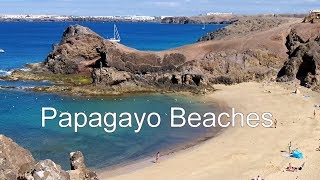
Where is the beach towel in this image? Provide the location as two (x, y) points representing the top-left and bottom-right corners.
(291, 150), (304, 159)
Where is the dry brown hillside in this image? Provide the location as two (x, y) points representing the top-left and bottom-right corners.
(7, 17), (320, 95)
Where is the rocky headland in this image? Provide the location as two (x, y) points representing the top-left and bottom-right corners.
(2, 15), (320, 95)
(1, 14), (320, 180)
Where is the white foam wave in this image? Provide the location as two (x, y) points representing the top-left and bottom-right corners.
(0, 70), (12, 76)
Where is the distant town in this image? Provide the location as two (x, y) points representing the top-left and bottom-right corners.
(0, 14), (160, 22)
(0, 12), (234, 22)
(0, 12), (305, 24)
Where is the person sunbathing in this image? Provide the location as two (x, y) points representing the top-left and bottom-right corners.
(286, 163), (298, 172)
(286, 162), (305, 172)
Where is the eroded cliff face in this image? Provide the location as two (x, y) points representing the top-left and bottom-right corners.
(0, 134), (98, 180)
(41, 25), (212, 92)
(277, 23), (320, 89)
(18, 18), (318, 95)
(45, 25), (112, 74)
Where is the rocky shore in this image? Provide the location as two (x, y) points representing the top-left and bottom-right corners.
(2, 14), (320, 95)
(0, 134), (98, 180)
(1, 14), (320, 180)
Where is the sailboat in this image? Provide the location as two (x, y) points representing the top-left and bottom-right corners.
(0, 49), (4, 53)
(108, 24), (121, 43)
(202, 24), (206, 30)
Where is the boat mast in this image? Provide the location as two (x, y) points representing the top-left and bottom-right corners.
(113, 25), (120, 40)
(114, 24), (120, 41)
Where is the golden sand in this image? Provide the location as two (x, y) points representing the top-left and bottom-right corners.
(99, 82), (320, 180)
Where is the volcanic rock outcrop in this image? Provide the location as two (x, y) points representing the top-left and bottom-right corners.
(0, 134), (98, 180)
(41, 24), (211, 91)
(277, 23), (320, 89)
(11, 16), (319, 95)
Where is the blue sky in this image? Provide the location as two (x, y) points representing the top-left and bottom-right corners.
(0, 0), (319, 16)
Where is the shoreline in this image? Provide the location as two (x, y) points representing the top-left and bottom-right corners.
(95, 90), (231, 178)
(96, 126), (228, 178)
(0, 81), (227, 174)
(98, 82), (320, 180)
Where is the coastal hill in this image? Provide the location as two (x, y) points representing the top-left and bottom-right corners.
(5, 15), (320, 95)
(1, 15), (320, 179)
(160, 14), (305, 24)
(160, 14), (239, 24)
(197, 17), (292, 41)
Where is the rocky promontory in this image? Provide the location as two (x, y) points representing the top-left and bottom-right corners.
(9, 24), (215, 95)
(0, 134), (98, 180)
(277, 23), (320, 90)
(3, 14), (320, 95)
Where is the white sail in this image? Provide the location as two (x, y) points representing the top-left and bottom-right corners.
(109, 24), (121, 43)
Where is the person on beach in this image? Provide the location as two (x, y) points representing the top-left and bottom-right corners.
(314, 110), (317, 119)
(155, 152), (160, 163)
(286, 162), (305, 172)
(274, 119), (277, 128)
(286, 163), (297, 172)
(288, 141), (292, 154)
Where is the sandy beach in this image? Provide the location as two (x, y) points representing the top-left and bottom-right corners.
(99, 82), (320, 180)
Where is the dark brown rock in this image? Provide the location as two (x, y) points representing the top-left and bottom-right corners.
(277, 23), (320, 89)
(45, 25), (112, 74)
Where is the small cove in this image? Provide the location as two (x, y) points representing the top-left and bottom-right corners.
(0, 21), (226, 170)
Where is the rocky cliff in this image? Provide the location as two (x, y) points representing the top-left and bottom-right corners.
(0, 134), (98, 180)
(277, 23), (320, 89)
(7, 15), (320, 95)
(36, 24), (214, 94)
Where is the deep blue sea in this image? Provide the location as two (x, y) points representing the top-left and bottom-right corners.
(0, 22), (224, 169)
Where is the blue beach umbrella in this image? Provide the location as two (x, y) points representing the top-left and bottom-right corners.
(291, 149), (304, 159)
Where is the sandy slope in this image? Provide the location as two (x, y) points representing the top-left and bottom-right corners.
(116, 19), (301, 62)
(99, 82), (320, 180)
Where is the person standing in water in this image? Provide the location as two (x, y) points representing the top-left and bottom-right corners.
(155, 152), (160, 163)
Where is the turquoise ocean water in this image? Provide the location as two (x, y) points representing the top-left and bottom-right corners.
(0, 22), (225, 169)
